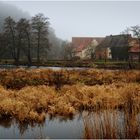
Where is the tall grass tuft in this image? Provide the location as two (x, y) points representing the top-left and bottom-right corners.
(0, 82), (139, 123)
(0, 68), (139, 89)
(83, 110), (140, 139)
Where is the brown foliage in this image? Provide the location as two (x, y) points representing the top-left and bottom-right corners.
(0, 82), (140, 123)
(0, 68), (139, 89)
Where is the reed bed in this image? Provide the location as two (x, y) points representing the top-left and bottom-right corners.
(0, 68), (139, 89)
(83, 110), (140, 139)
(0, 68), (140, 139)
(0, 82), (140, 123)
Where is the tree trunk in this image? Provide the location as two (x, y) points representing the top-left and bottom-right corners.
(10, 26), (19, 66)
(37, 31), (40, 67)
(15, 34), (22, 66)
(27, 32), (32, 66)
(11, 28), (16, 62)
(138, 38), (140, 63)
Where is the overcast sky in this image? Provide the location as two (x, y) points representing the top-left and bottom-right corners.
(2, 1), (140, 41)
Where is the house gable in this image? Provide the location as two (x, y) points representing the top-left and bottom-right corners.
(72, 37), (104, 58)
(95, 34), (132, 60)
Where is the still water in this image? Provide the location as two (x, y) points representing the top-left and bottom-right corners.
(0, 113), (84, 139)
(0, 110), (140, 139)
(0, 64), (90, 70)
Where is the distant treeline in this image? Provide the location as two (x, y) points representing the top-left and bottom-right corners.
(0, 12), (73, 66)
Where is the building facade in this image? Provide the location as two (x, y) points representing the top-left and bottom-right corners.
(72, 37), (104, 59)
(72, 35), (140, 61)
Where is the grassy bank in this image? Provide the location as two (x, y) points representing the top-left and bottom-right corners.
(0, 59), (140, 69)
(0, 59), (95, 67)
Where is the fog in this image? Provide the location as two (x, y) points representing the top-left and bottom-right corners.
(0, 1), (30, 30)
(1, 1), (140, 60)
(4, 1), (140, 41)
(0, 1), (64, 60)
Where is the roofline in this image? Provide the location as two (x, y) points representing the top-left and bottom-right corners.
(72, 37), (105, 39)
(106, 34), (132, 37)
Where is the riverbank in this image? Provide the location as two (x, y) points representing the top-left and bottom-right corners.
(0, 59), (140, 69)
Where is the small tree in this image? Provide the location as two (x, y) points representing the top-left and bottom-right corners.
(4, 17), (19, 65)
(0, 33), (5, 59)
(120, 28), (131, 61)
(17, 18), (32, 66)
(130, 25), (140, 62)
(15, 19), (25, 65)
(32, 13), (49, 66)
(61, 41), (73, 60)
(85, 39), (98, 60)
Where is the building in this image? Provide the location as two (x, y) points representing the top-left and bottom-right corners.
(95, 34), (131, 61)
(72, 37), (104, 59)
(129, 38), (140, 61)
(72, 35), (140, 61)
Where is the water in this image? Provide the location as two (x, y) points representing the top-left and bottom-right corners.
(0, 64), (91, 70)
(0, 64), (120, 72)
(0, 114), (84, 139)
(0, 111), (140, 139)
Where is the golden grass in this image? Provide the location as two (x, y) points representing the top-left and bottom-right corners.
(0, 82), (140, 123)
(0, 69), (140, 138)
(83, 110), (140, 139)
(0, 68), (139, 138)
(0, 68), (139, 89)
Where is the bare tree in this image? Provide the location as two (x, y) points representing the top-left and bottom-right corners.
(4, 16), (19, 65)
(130, 25), (140, 62)
(4, 17), (16, 61)
(31, 13), (49, 66)
(85, 40), (98, 60)
(15, 19), (24, 65)
(121, 28), (132, 61)
(61, 41), (73, 60)
(0, 33), (5, 60)
(17, 18), (32, 66)
(121, 28), (134, 69)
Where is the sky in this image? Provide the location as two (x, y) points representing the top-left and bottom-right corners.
(2, 1), (140, 41)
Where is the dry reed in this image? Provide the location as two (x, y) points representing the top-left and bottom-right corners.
(83, 110), (140, 139)
(0, 81), (139, 123)
(0, 68), (139, 138)
(0, 68), (139, 89)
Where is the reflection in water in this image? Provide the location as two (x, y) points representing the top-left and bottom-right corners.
(0, 111), (140, 139)
(0, 113), (84, 139)
(83, 110), (140, 139)
(17, 122), (29, 136)
(0, 117), (13, 128)
(0, 64), (90, 71)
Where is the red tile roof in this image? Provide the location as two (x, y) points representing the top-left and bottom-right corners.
(72, 37), (104, 52)
(129, 38), (140, 53)
(129, 47), (140, 53)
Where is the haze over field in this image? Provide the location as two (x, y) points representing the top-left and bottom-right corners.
(2, 1), (140, 41)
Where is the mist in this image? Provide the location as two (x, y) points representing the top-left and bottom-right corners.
(0, 1), (65, 60)
(0, 1), (30, 30)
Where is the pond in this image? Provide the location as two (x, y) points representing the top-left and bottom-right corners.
(0, 64), (91, 70)
(0, 113), (84, 139)
(0, 64), (121, 72)
(0, 111), (140, 139)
